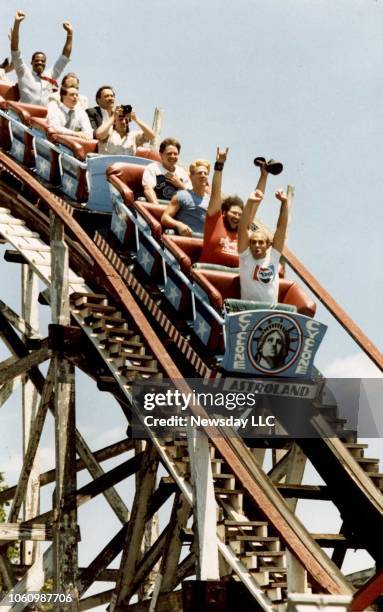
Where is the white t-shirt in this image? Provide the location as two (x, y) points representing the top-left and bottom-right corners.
(142, 161), (192, 200)
(239, 246), (280, 305)
(98, 129), (145, 155)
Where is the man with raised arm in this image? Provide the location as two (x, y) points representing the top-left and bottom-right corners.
(11, 10), (73, 105)
(199, 147), (244, 268)
(237, 163), (291, 306)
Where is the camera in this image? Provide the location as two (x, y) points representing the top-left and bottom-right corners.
(121, 104), (132, 116)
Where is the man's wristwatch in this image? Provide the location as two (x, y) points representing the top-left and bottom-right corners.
(214, 162), (224, 171)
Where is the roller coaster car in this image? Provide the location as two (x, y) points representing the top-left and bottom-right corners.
(106, 161), (326, 378)
(107, 161), (166, 279)
(4, 100), (47, 166)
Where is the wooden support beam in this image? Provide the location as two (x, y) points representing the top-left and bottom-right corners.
(75, 430), (130, 523)
(0, 344), (50, 385)
(110, 443), (159, 610)
(0, 298), (39, 337)
(0, 546), (52, 612)
(160, 493), (190, 592)
(149, 493), (190, 611)
(78, 525), (128, 597)
(79, 589), (113, 611)
(9, 362), (54, 523)
(50, 213), (78, 609)
(0, 438), (134, 504)
(0, 375), (22, 408)
(73, 452), (143, 509)
(0, 523), (52, 541)
(175, 553), (195, 585)
(187, 430), (219, 580)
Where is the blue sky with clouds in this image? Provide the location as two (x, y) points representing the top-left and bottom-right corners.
(0, 0), (382, 606)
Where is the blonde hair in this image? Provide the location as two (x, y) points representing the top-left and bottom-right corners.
(189, 159), (210, 175)
(250, 229), (272, 246)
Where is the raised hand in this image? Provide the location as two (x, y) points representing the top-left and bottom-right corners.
(14, 11), (26, 23)
(275, 189), (287, 204)
(216, 146), (229, 163)
(247, 188), (264, 204)
(63, 21), (73, 34)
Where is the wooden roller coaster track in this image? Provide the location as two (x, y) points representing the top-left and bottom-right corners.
(0, 149), (382, 611)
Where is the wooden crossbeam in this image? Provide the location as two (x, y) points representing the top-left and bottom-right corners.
(110, 444), (159, 610)
(75, 430), (130, 523)
(8, 362), (54, 522)
(0, 298), (38, 337)
(0, 523), (52, 542)
(0, 438), (134, 504)
(0, 344), (50, 385)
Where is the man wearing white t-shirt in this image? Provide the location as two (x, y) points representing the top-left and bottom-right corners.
(238, 163), (291, 306)
(142, 137), (192, 205)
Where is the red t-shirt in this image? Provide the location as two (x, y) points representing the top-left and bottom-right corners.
(199, 210), (239, 267)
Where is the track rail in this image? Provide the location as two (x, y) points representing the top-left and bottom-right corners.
(0, 149), (382, 608)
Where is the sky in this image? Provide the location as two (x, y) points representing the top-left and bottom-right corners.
(0, 0), (382, 608)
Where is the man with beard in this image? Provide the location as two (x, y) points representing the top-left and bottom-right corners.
(199, 147), (244, 268)
(10, 10), (73, 105)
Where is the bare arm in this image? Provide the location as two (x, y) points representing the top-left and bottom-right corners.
(62, 22), (73, 59)
(272, 187), (293, 253)
(237, 190), (264, 253)
(94, 113), (114, 141)
(130, 111), (155, 143)
(143, 185), (158, 204)
(11, 11), (25, 52)
(161, 196), (192, 236)
(207, 146), (229, 217)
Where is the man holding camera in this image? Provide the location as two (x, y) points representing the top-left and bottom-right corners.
(95, 105), (154, 155)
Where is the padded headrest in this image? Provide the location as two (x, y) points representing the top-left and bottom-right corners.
(136, 147), (161, 162)
(107, 162), (147, 206)
(0, 82), (19, 101)
(133, 201), (167, 240)
(161, 234), (203, 274)
(52, 134), (98, 160)
(6, 100), (47, 125)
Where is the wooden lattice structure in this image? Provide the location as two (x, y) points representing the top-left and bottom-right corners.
(0, 150), (382, 612)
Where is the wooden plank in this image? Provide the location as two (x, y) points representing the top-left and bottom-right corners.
(187, 429), (219, 581)
(74, 453), (143, 508)
(0, 438), (134, 504)
(110, 444), (159, 610)
(150, 493), (190, 610)
(0, 546), (52, 612)
(0, 345), (50, 385)
(0, 375), (22, 408)
(21, 263), (41, 567)
(0, 523), (52, 541)
(50, 214), (78, 608)
(8, 362), (54, 522)
(75, 430), (129, 524)
(78, 525), (128, 597)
